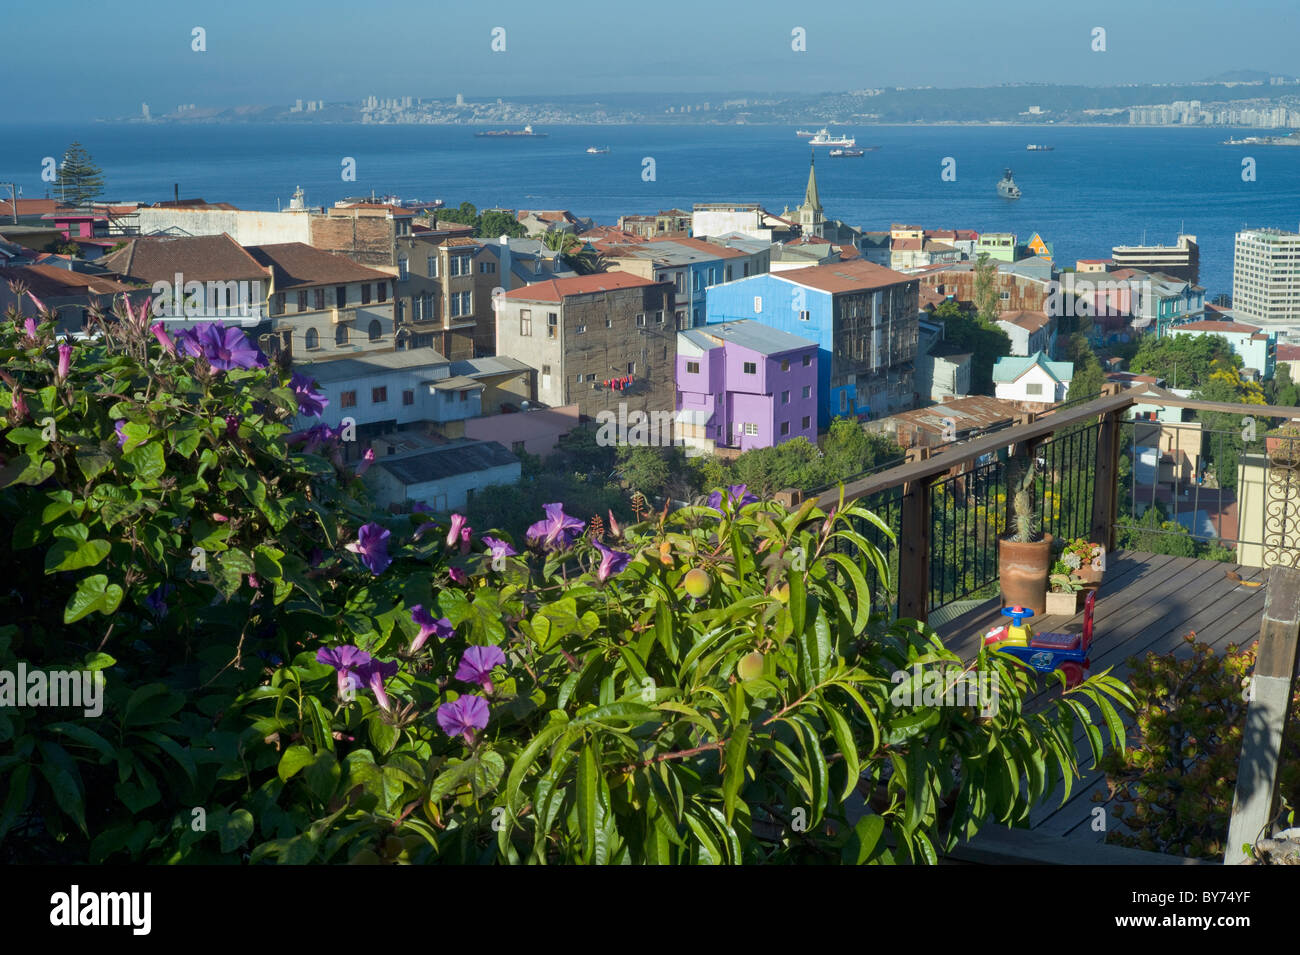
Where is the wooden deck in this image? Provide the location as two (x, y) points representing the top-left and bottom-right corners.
(934, 551), (1269, 856)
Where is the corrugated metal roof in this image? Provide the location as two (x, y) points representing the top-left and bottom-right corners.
(377, 440), (518, 484)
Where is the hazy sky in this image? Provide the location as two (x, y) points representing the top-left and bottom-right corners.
(5, 0), (1297, 121)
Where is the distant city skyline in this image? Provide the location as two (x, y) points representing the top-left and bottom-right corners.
(3, 0), (1298, 122)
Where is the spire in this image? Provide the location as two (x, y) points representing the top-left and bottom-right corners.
(803, 150), (821, 213)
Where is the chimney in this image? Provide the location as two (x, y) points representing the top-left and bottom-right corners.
(499, 235), (512, 287)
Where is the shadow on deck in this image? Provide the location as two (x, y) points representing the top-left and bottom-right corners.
(932, 550), (1269, 862)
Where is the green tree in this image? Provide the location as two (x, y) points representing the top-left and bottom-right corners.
(53, 142), (105, 206)
(972, 253), (1001, 326)
(936, 299), (1011, 395)
(477, 209), (527, 240)
(1066, 353), (1104, 404)
(432, 201), (478, 226)
(1130, 335), (1236, 390)
(541, 230), (600, 274)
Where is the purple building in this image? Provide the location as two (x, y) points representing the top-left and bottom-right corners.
(675, 319), (819, 454)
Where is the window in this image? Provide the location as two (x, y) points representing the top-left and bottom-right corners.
(802, 354), (811, 367)
(780, 422), (790, 437)
(314, 288), (325, 310)
(428, 255), (438, 277)
(368, 319), (382, 342)
(305, 328), (319, 349)
(372, 386), (387, 404)
(450, 292), (472, 317)
(297, 290), (308, 312)
(781, 359), (790, 372)
(520, 309), (532, 336)
(686, 361), (700, 374)
(781, 390), (790, 405)
(395, 299), (404, 322)
(743, 361), (757, 374)
(336, 286), (346, 308)
(802, 385), (811, 399)
(753, 296), (763, 313)
(636, 313), (646, 327)
(459, 390), (470, 401)
(656, 311), (664, 324)
(336, 324), (349, 346)
(398, 256), (409, 278)
(274, 292), (286, 314)
(361, 284), (372, 306)
(378, 282), (388, 303)
(627, 362), (635, 374)
(798, 310), (810, 322)
(341, 390), (357, 408)
(403, 389), (414, 406)
(802, 416), (811, 430)
(839, 391), (848, 412)
(744, 423), (758, 436)
(999, 291), (1010, 301)
(1026, 382), (1044, 396)
(479, 261), (496, 274)
(605, 319), (613, 328)
(725, 265), (732, 281)
(575, 325), (586, 335)
(451, 255), (470, 277)
(547, 312), (558, 339)
(743, 263), (750, 277)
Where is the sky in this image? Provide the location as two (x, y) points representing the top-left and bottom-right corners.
(4, 0), (1298, 121)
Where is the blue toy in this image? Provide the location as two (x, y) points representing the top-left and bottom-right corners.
(982, 590), (1096, 689)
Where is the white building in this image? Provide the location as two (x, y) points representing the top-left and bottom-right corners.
(992, 352), (1073, 405)
(1232, 228), (1300, 338)
(366, 439), (520, 513)
(995, 309), (1055, 357)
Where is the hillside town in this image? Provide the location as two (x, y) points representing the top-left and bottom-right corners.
(6, 152), (1298, 517)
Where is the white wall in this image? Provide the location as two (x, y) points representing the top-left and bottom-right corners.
(137, 208), (311, 245)
(368, 461), (521, 512)
(995, 365), (1068, 402)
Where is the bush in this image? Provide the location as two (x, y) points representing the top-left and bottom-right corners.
(1098, 634), (1300, 860)
(0, 301), (1133, 864)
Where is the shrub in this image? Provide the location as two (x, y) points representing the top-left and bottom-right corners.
(1097, 633), (1300, 860)
(0, 301), (1133, 864)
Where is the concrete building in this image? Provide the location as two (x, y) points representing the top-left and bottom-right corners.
(675, 320), (819, 454)
(367, 438), (520, 513)
(992, 352), (1073, 408)
(868, 395), (1020, 452)
(914, 262), (1054, 315)
(704, 259), (919, 426)
(1232, 228), (1300, 338)
(1111, 234), (1199, 285)
(494, 272), (676, 418)
(692, 203), (799, 243)
(135, 205), (312, 246)
(463, 404), (580, 458)
(1166, 319), (1276, 379)
(974, 233), (1018, 263)
(0, 264), (144, 336)
(599, 237), (753, 329)
(393, 233), (501, 359)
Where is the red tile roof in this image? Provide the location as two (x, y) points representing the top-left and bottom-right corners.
(501, 271), (661, 302)
(1173, 319), (1262, 334)
(780, 259), (915, 293)
(0, 264), (139, 297)
(99, 233), (268, 284)
(892, 238), (922, 251)
(0, 198), (69, 217)
(998, 309), (1051, 332)
(1276, 345), (1300, 362)
(646, 236), (745, 259)
(245, 242), (396, 289)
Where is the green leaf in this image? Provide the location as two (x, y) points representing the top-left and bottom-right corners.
(63, 574), (124, 623)
(216, 808), (255, 852)
(122, 441), (166, 482)
(45, 535), (111, 573)
(0, 454), (55, 488)
(277, 744), (315, 782)
(722, 721), (750, 826)
(843, 813), (885, 865)
(577, 743), (599, 863)
(36, 741), (87, 834)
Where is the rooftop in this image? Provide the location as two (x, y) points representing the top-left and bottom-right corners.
(1169, 319), (1263, 335)
(0, 264), (139, 298)
(992, 351), (1073, 385)
(777, 259), (915, 294)
(99, 233), (267, 284)
(376, 439), (518, 485)
(682, 319), (818, 356)
(245, 242), (395, 289)
(297, 348), (450, 383)
(500, 271), (660, 302)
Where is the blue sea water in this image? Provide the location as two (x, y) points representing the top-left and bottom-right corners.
(4, 122), (1300, 298)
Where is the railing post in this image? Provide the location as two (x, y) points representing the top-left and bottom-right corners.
(1225, 565), (1300, 864)
(1091, 384), (1123, 552)
(899, 446), (932, 621)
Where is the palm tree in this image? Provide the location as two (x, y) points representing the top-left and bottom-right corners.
(541, 229), (601, 274)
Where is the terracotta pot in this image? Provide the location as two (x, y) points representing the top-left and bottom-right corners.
(998, 533), (1053, 617)
(1045, 589), (1082, 616)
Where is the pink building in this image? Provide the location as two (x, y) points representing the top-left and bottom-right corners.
(463, 404), (580, 458)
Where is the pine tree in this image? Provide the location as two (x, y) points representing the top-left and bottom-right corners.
(54, 142), (105, 206)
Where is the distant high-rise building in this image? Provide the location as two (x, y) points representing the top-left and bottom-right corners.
(293, 98), (303, 112)
(1233, 228), (1300, 337)
(456, 93), (465, 107)
(141, 102), (151, 121)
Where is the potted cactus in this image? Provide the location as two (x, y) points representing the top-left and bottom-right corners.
(998, 457), (1052, 616)
(1061, 536), (1105, 585)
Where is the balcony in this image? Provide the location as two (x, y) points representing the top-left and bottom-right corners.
(809, 385), (1300, 863)
(330, 306), (356, 324)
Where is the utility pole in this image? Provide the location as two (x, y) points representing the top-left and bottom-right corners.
(2, 182), (17, 224)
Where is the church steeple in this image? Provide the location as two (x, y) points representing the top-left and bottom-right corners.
(803, 150), (822, 213)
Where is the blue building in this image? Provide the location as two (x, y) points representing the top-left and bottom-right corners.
(704, 259), (919, 428)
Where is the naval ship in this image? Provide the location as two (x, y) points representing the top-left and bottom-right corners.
(997, 169), (1021, 199)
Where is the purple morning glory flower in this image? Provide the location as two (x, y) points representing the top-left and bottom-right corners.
(526, 502), (586, 553)
(410, 501), (431, 514)
(23, 317), (38, 341)
(707, 484), (759, 512)
(150, 323), (176, 356)
(455, 645), (506, 691)
(482, 535), (516, 563)
(446, 514), (469, 550)
(176, 322), (266, 371)
(448, 566), (469, 586)
(144, 583), (173, 619)
(356, 447), (375, 477)
(290, 372), (329, 417)
(225, 414), (241, 437)
(357, 657), (400, 712)
(114, 419), (128, 448)
(592, 539), (631, 583)
(437, 695), (490, 742)
(409, 604), (454, 653)
(316, 645), (373, 700)
(345, 522), (392, 575)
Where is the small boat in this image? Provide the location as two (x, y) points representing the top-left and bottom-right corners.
(810, 127), (855, 147)
(586, 146), (609, 154)
(829, 148), (865, 157)
(1026, 144), (1054, 151)
(997, 168), (1021, 199)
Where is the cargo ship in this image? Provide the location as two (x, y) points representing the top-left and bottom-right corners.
(475, 124), (548, 137)
(809, 128), (855, 147)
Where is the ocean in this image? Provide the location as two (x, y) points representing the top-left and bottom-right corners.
(4, 122), (1300, 298)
